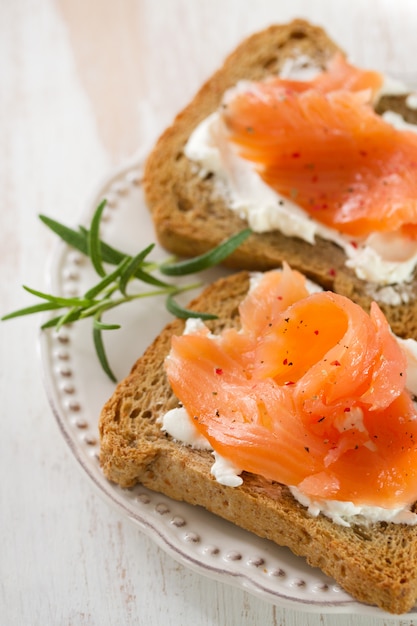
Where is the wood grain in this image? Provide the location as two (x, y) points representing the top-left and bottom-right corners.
(2, 0), (417, 624)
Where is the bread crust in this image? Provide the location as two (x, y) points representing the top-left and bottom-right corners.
(99, 271), (417, 614)
(143, 19), (417, 339)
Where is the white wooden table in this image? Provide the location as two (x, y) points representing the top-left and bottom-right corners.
(2, 1), (417, 624)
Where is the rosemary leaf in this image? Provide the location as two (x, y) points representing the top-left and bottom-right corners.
(39, 215), (89, 254)
(1, 301), (65, 321)
(40, 215), (128, 268)
(41, 308), (85, 329)
(88, 200), (107, 277)
(160, 228), (252, 276)
(78, 225), (124, 265)
(55, 306), (83, 333)
(23, 285), (93, 308)
(84, 257), (130, 300)
(166, 292), (217, 320)
(93, 319), (121, 331)
(39, 216), (180, 285)
(119, 245), (156, 295)
(128, 267), (172, 289)
(93, 317), (117, 382)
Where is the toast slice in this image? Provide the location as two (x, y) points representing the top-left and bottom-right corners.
(143, 19), (417, 340)
(99, 271), (417, 615)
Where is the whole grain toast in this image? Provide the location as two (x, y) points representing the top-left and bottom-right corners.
(143, 19), (417, 339)
(99, 271), (417, 615)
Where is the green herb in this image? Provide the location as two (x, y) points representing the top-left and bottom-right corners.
(2, 201), (251, 381)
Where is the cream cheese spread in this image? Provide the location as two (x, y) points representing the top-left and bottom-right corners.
(288, 486), (417, 527)
(160, 406), (212, 450)
(184, 74), (417, 291)
(211, 452), (243, 487)
(160, 405), (243, 487)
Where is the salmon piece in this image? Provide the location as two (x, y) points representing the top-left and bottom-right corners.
(222, 85), (417, 239)
(165, 268), (417, 507)
(238, 262), (309, 336)
(166, 329), (326, 487)
(308, 52), (383, 97)
(299, 392), (417, 505)
(258, 52), (383, 100)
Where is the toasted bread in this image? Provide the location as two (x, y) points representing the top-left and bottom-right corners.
(99, 271), (417, 615)
(143, 19), (417, 339)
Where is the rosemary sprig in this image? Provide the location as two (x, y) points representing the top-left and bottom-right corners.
(2, 201), (251, 381)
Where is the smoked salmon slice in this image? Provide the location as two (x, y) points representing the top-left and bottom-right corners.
(262, 52), (383, 100)
(222, 61), (417, 239)
(165, 266), (417, 507)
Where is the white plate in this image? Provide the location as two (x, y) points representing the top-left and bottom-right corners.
(39, 156), (416, 618)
